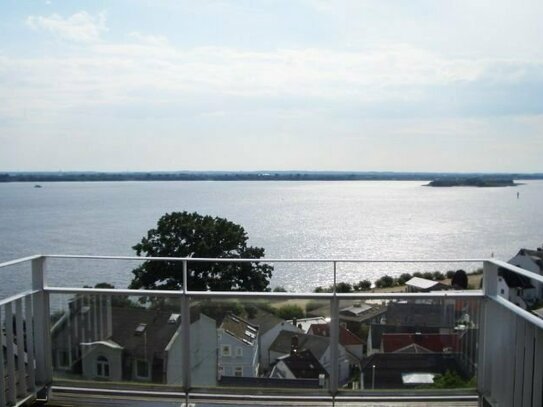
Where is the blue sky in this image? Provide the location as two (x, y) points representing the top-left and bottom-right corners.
(1, 0), (542, 172)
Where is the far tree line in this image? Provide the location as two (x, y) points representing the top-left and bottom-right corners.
(311, 268), (476, 293)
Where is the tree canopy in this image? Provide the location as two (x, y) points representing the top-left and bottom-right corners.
(451, 269), (468, 289)
(129, 211), (273, 291)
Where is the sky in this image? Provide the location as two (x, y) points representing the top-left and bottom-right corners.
(1, 0), (542, 172)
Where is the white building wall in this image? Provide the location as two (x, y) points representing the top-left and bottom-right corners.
(81, 343), (123, 381)
(217, 330), (258, 378)
(166, 314), (217, 387)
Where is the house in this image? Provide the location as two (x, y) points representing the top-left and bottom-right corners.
(508, 247), (543, 299)
(360, 353), (470, 389)
(307, 323), (365, 359)
(217, 314), (259, 378)
(381, 333), (460, 353)
(268, 330), (351, 385)
(80, 308), (217, 386)
(270, 348), (327, 382)
(367, 302), (455, 355)
(405, 277), (450, 293)
(51, 296), (217, 386)
(255, 317), (302, 370)
(497, 267), (537, 309)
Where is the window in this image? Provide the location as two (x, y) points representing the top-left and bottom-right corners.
(57, 349), (70, 368)
(96, 356), (110, 378)
(135, 359), (150, 379)
(235, 347), (243, 357)
(221, 345), (231, 356)
(500, 289), (505, 294)
(234, 367), (243, 377)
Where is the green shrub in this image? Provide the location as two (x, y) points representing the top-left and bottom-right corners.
(277, 304), (305, 320)
(397, 273), (412, 285)
(354, 280), (372, 291)
(336, 282), (353, 293)
(433, 271), (445, 281)
(375, 275), (395, 288)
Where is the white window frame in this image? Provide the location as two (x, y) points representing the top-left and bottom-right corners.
(234, 366), (243, 377)
(96, 355), (110, 378)
(221, 344), (231, 356)
(235, 347), (243, 357)
(135, 359), (151, 380)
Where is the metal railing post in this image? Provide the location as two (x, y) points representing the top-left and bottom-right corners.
(329, 261), (339, 396)
(181, 260), (191, 397)
(32, 256), (52, 387)
(477, 260), (499, 401)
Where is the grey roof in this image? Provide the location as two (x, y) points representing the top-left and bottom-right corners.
(277, 349), (327, 379)
(110, 307), (180, 359)
(220, 313), (259, 346)
(339, 303), (387, 323)
(248, 309), (283, 336)
(269, 331), (329, 360)
(516, 249), (543, 270)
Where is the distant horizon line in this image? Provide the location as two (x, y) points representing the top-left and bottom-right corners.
(3, 170), (543, 175)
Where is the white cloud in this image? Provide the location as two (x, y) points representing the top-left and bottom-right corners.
(26, 11), (107, 43)
(1, 36), (541, 123)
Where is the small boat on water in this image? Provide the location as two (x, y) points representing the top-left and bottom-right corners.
(34, 184), (42, 188)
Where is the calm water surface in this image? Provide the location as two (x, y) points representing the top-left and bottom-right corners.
(1, 181), (542, 296)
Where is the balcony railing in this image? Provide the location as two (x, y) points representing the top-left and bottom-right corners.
(1, 255), (542, 406)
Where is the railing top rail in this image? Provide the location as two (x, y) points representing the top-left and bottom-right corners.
(490, 294), (543, 330)
(43, 254), (487, 263)
(486, 258), (543, 284)
(45, 286), (484, 300)
(0, 289), (39, 307)
(0, 254), (42, 269)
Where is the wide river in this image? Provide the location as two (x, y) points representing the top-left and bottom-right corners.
(1, 180), (542, 297)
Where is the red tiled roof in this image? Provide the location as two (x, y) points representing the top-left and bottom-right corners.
(382, 333), (459, 353)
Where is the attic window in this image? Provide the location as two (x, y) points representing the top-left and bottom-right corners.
(135, 323), (147, 335)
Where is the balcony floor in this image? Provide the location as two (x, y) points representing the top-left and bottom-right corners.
(44, 392), (479, 407)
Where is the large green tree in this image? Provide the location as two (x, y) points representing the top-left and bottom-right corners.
(129, 211), (273, 291)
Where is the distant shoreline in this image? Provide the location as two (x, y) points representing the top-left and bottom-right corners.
(1, 171), (542, 183)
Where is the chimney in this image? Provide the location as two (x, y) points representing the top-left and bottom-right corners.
(292, 317), (297, 327)
(290, 335), (299, 355)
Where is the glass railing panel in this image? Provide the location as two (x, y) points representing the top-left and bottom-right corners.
(45, 258), (149, 290)
(49, 292), (183, 391)
(336, 296), (481, 393)
(0, 260), (33, 299)
(187, 296), (331, 394)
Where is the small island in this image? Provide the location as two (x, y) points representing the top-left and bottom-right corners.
(427, 177), (519, 187)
